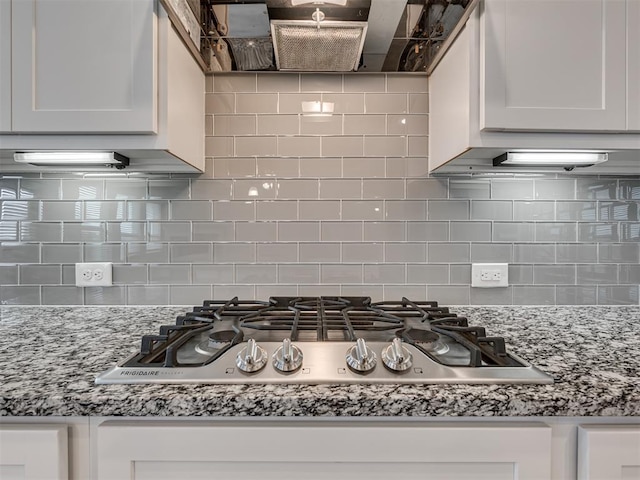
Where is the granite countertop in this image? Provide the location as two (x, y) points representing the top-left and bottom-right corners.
(1, 305), (638, 417)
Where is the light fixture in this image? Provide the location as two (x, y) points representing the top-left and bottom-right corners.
(14, 151), (129, 169)
(291, 0), (348, 6)
(493, 151), (608, 170)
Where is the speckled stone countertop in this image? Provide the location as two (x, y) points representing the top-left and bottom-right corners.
(1, 306), (638, 417)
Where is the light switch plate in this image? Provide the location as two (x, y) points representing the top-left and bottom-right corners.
(471, 263), (508, 288)
(75, 262), (113, 287)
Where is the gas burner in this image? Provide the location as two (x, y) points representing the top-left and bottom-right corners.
(195, 330), (238, 355)
(400, 328), (450, 355)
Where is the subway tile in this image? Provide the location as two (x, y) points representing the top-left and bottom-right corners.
(342, 157), (386, 178)
(214, 115), (256, 135)
(492, 222), (535, 242)
(61, 180), (103, 200)
(299, 200), (340, 220)
(213, 201), (255, 221)
(619, 265), (640, 284)
(578, 223), (619, 242)
(321, 264), (362, 283)
(344, 115), (386, 135)
(450, 264), (471, 284)
(214, 73), (256, 92)
(513, 201), (554, 221)
(513, 286), (555, 305)
(235, 222), (277, 242)
(406, 179), (448, 199)
(576, 264), (618, 284)
(20, 179), (61, 199)
(534, 264), (576, 284)
(170, 285), (213, 305)
(342, 243), (384, 263)
(192, 264), (234, 284)
(213, 285), (256, 299)
(384, 285), (429, 301)
(205, 136), (235, 157)
(470, 287), (512, 305)
(320, 179), (362, 199)
(256, 201), (298, 220)
(300, 157), (342, 177)
(0, 286), (41, 305)
(42, 286), (83, 305)
(20, 265), (60, 285)
(365, 93), (407, 113)
(41, 244), (81, 264)
(321, 221), (362, 241)
(408, 136), (428, 157)
(408, 93), (429, 113)
(234, 179), (276, 200)
(428, 243), (470, 263)
(556, 244), (597, 263)
(205, 114), (213, 135)
(449, 179), (489, 200)
(147, 222), (191, 242)
(556, 286), (598, 305)
(257, 158), (300, 178)
(535, 222), (577, 242)
(385, 242), (426, 262)
(427, 200), (469, 220)
(576, 179), (618, 200)
(105, 180), (147, 200)
(0, 179), (19, 199)
(127, 243), (170, 263)
(342, 285), (384, 298)
(112, 265), (147, 285)
(205, 75), (213, 93)
(618, 179), (640, 199)
(256, 114), (299, 135)
(257, 243), (299, 263)
(344, 74), (385, 92)
(298, 243), (339, 263)
(171, 200), (212, 220)
(450, 221), (491, 242)
(84, 243), (126, 262)
(213, 158), (256, 178)
(492, 179), (534, 200)
(191, 180), (233, 200)
(364, 221), (406, 241)
(0, 221), (18, 241)
(407, 264), (449, 284)
(235, 136), (278, 157)
(127, 285), (169, 305)
(84, 286), (126, 305)
(300, 74), (342, 92)
(471, 243), (513, 263)
(364, 264), (405, 284)
(385, 200), (426, 220)
(235, 264), (277, 284)
(597, 286), (639, 305)
(257, 73), (299, 92)
(192, 222), (235, 242)
(62, 265), (76, 286)
(127, 201), (169, 221)
(407, 221), (448, 241)
(387, 74), (428, 93)
(279, 93), (322, 114)
(0, 265), (18, 284)
(19, 222), (62, 242)
(342, 200), (383, 220)
(513, 244), (555, 263)
(425, 286), (469, 305)
(149, 264), (191, 284)
(278, 221), (320, 241)
(106, 222), (146, 242)
(213, 243), (256, 263)
(40, 201), (81, 221)
(619, 223), (639, 242)
(206, 92), (234, 113)
(277, 179), (319, 199)
(300, 115), (343, 135)
(170, 243), (213, 263)
(364, 136), (407, 157)
(278, 264), (320, 283)
(322, 93), (365, 113)
(83, 201), (126, 221)
(63, 222), (105, 243)
(363, 179), (404, 199)
(236, 93), (278, 114)
(471, 200), (512, 221)
(557, 201), (597, 221)
(534, 179), (575, 200)
(278, 136), (321, 157)
(387, 114), (428, 135)
(598, 243), (639, 263)
(321, 136), (364, 157)
(507, 264), (533, 284)
(598, 201), (639, 221)
(386, 157), (430, 178)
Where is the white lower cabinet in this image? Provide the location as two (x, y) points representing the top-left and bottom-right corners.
(96, 421), (552, 480)
(0, 425), (68, 480)
(578, 425), (640, 480)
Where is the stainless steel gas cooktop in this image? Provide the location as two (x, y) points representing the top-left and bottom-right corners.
(95, 296), (553, 385)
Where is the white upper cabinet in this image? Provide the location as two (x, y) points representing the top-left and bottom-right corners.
(11, 0), (157, 133)
(482, 0), (627, 132)
(628, 0), (640, 131)
(0, 0), (10, 133)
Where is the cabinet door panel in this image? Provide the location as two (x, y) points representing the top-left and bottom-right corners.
(578, 425), (640, 480)
(11, 0), (157, 133)
(0, 426), (68, 480)
(482, 0), (626, 132)
(628, 0), (640, 131)
(0, 0), (10, 132)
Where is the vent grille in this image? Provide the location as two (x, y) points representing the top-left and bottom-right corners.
(271, 21), (367, 71)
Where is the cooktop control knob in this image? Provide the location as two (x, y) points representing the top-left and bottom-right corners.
(382, 338), (413, 372)
(272, 338), (303, 373)
(346, 338), (377, 373)
(236, 339), (267, 373)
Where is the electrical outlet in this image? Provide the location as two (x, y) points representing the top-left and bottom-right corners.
(471, 263), (508, 288)
(75, 262), (112, 287)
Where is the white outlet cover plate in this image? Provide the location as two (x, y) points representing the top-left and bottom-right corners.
(471, 263), (509, 288)
(75, 262), (113, 287)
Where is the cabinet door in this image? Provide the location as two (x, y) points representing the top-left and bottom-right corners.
(628, 0), (640, 131)
(482, 0), (627, 132)
(0, 425), (68, 480)
(0, 0), (10, 132)
(11, 0), (157, 133)
(97, 421), (551, 480)
(578, 425), (640, 480)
